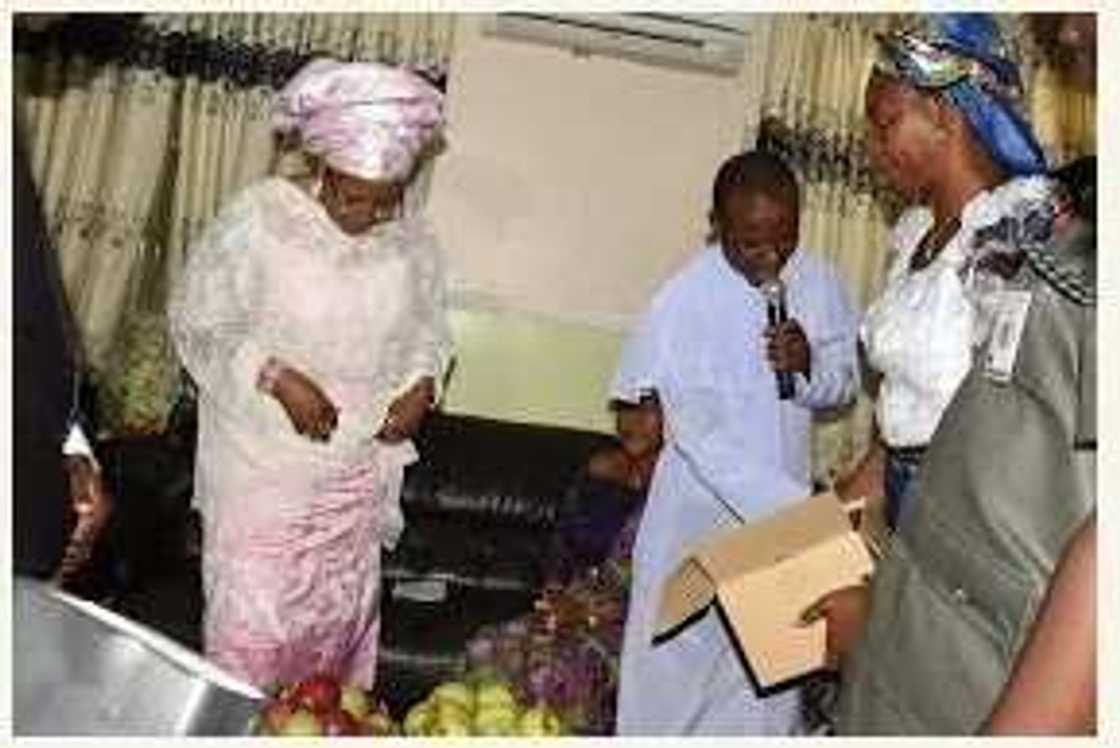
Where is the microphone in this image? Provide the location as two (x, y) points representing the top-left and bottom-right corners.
(761, 279), (795, 400)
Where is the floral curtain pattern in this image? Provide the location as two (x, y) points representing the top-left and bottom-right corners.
(750, 12), (1094, 483)
(1011, 14), (1096, 164)
(15, 12), (1091, 445)
(1028, 66), (1095, 164)
(15, 13), (456, 436)
(752, 13), (903, 483)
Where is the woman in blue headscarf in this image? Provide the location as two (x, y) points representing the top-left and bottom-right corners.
(801, 13), (1095, 736)
(836, 13), (1057, 533)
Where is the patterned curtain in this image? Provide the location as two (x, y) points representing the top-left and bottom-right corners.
(14, 13), (457, 436)
(752, 13), (907, 484)
(751, 12), (1095, 484)
(1013, 14), (1096, 164)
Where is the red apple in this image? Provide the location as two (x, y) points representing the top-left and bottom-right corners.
(293, 673), (341, 714)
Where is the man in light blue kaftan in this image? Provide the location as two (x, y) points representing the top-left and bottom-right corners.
(612, 151), (859, 735)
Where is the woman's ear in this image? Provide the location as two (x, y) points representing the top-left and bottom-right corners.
(927, 93), (963, 142)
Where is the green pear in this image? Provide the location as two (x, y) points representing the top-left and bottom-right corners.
(279, 708), (322, 736)
(434, 699), (472, 731)
(403, 700), (435, 737)
(339, 685), (370, 720)
(430, 717), (473, 736)
(474, 680), (517, 711)
(519, 705), (564, 736)
(473, 705), (519, 736)
(431, 680), (475, 712)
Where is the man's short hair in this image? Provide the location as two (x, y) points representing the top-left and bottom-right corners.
(712, 150), (800, 216)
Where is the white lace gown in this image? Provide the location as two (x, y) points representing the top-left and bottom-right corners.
(169, 176), (452, 689)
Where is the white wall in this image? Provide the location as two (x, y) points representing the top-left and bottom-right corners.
(428, 15), (768, 430)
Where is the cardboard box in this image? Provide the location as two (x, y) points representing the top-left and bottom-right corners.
(656, 492), (875, 689)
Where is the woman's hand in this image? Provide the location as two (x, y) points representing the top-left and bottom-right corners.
(800, 584), (872, 669)
(271, 366), (339, 441)
(834, 445), (886, 506)
(377, 377), (435, 443)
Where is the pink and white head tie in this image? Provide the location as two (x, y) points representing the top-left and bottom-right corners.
(272, 58), (445, 183)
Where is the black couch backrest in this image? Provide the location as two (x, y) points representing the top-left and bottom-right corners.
(403, 411), (616, 529)
(385, 412), (616, 594)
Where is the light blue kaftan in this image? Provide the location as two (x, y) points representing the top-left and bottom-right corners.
(612, 245), (858, 735)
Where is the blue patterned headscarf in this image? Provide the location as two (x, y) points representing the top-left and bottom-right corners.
(875, 13), (1047, 176)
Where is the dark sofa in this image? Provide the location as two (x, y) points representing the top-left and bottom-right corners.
(92, 409), (614, 717)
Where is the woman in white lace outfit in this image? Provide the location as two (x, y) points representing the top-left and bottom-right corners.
(169, 59), (452, 689)
(836, 15), (1059, 533)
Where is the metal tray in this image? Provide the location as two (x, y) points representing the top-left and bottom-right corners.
(13, 577), (264, 735)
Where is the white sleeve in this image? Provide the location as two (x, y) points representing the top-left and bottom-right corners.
(168, 185), (270, 419)
(395, 219), (454, 401)
(794, 268), (860, 410)
(610, 293), (670, 404)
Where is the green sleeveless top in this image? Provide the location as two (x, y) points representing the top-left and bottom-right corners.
(835, 218), (1096, 735)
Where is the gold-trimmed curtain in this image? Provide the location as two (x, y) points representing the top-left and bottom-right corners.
(1011, 14), (1096, 164)
(14, 13), (457, 436)
(750, 12), (1095, 484)
(1029, 66), (1095, 163)
(753, 13), (903, 484)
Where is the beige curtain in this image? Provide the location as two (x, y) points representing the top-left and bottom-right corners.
(750, 13), (1095, 484)
(753, 14), (905, 484)
(1029, 67), (1095, 163)
(15, 13), (457, 436)
(1010, 14), (1097, 164)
